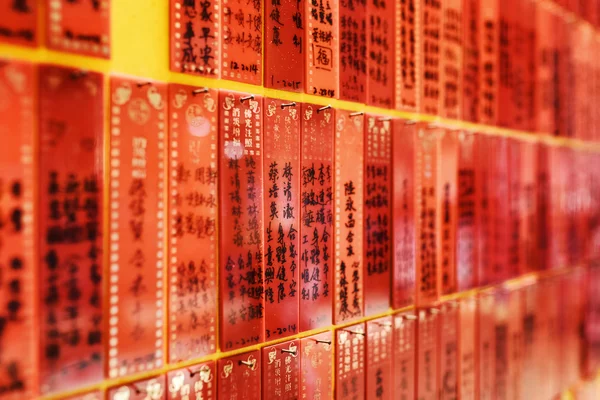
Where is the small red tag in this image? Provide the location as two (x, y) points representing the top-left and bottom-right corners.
(220, 0), (263, 85)
(263, 99), (301, 341)
(46, 0), (110, 57)
(366, 316), (393, 400)
(0, 59), (36, 399)
(0, 1), (37, 46)
(477, 291), (495, 400)
(478, 0), (499, 125)
(438, 129), (458, 294)
(338, 0), (366, 102)
(416, 309), (438, 400)
(262, 340), (300, 399)
(335, 323), (365, 400)
(419, 0), (442, 115)
(394, 0), (418, 111)
(391, 120), (416, 309)
(167, 85), (218, 362)
(363, 115), (392, 316)
(458, 297), (476, 400)
(300, 332), (333, 399)
(167, 361), (216, 400)
(108, 77), (166, 378)
(109, 376), (166, 400)
(169, 0), (221, 77)
(305, 0), (339, 98)
(298, 103), (334, 332)
(462, 0), (479, 122)
(217, 351), (261, 400)
(334, 110), (364, 323)
(38, 65), (104, 394)
(392, 312), (416, 400)
(218, 91), (264, 351)
(366, 0), (394, 108)
(264, 0), (305, 91)
(438, 303), (458, 400)
(440, 0), (463, 119)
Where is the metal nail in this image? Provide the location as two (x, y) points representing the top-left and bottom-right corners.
(240, 95), (254, 103)
(317, 105), (332, 113)
(349, 112), (364, 117)
(280, 102), (297, 109)
(192, 87), (209, 95)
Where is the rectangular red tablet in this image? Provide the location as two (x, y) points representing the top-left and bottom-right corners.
(462, 0), (479, 122)
(334, 110), (364, 323)
(0, 59), (36, 400)
(438, 302), (458, 400)
(477, 291), (495, 400)
(0, 0), (37, 46)
(338, 0), (367, 102)
(392, 312), (416, 400)
(490, 136), (510, 283)
(335, 323), (365, 400)
(218, 351), (261, 400)
(491, 290), (509, 400)
(478, 0), (499, 125)
(366, 316), (393, 400)
(262, 340), (300, 399)
(167, 361), (216, 400)
(363, 115), (392, 316)
(366, 0), (395, 108)
(38, 65), (104, 393)
(394, 0), (418, 111)
(497, 0), (516, 128)
(298, 103), (334, 332)
(522, 0), (536, 132)
(218, 91), (264, 351)
(536, 143), (550, 270)
(440, 0), (463, 119)
(167, 84), (218, 363)
(507, 139), (521, 277)
(534, 5), (555, 135)
(458, 297), (476, 400)
(109, 376), (166, 400)
(520, 283), (538, 400)
(419, 0), (442, 115)
(520, 142), (538, 273)
(476, 134), (493, 285)
(263, 99), (301, 341)
(300, 332), (333, 399)
(416, 308), (439, 400)
(506, 288), (522, 399)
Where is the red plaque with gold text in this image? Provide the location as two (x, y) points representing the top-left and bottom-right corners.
(262, 340), (300, 399)
(167, 361), (216, 400)
(366, 316), (393, 400)
(458, 297), (476, 400)
(218, 351), (261, 400)
(392, 312), (416, 400)
(300, 332), (333, 399)
(416, 309), (439, 400)
(335, 323), (365, 400)
(439, 302), (458, 400)
(109, 376), (166, 400)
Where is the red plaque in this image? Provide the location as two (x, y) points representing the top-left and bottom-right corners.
(492, 290), (509, 400)
(519, 141), (538, 274)
(534, 5), (555, 135)
(218, 91), (264, 351)
(506, 288), (522, 399)
(491, 137), (511, 283)
(338, 0), (366, 102)
(334, 110), (364, 323)
(477, 291), (495, 400)
(167, 361), (215, 400)
(217, 351), (261, 400)
(0, 60), (36, 399)
(507, 139), (522, 277)
(46, 0), (110, 57)
(109, 376), (166, 400)
(440, 0), (463, 119)
(394, 0), (418, 111)
(300, 332), (333, 399)
(537, 280), (560, 398)
(391, 120), (416, 309)
(536, 143), (550, 270)
(299, 103), (334, 332)
(108, 77), (166, 378)
(265, 0), (305, 91)
(170, 0), (221, 77)
(497, 0), (516, 128)
(558, 272), (583, 391)
(305, 0), (339, 98)
(335, 323), (365, 400)
(462, 0), (479, 122)
(363, 115), (391, 316)
(38, 65), (104, 393)
(419, 0), (442, 115)
(520, 282), (538, 400)
(458, 297), (476, 400)
(522, 0), (536, 132)
(510, 0), (528, 130)
(366, 0), (394, 108)
(438, 302), (458, 400)
(392, 312), (416, 400)
(0, 0), (37, 46)
(476, 134), (493, 286)
(167, 85), (218, 362)
(416, 309), (438, 400)
(263, 99), (301, 341)
(366, 316), (393, 400)
(220, 0), (262, 85)
(262, 340), (300, 399)
(478, 0), (499, 125)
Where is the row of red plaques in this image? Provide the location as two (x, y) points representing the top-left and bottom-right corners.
(0, 60), (599, 396)
(59, 269), (600, 400)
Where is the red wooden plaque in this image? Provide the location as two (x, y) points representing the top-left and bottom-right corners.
(108, 77), (166, 378)
(167, 361), (215, 400)
(458, 297), (476, 400)
(0, 0), (37, 46)
(548, 146), (567, 270)
(217, 351), (261, 400)
(476, 134), (493, 285)
(366, 0), (394, 108)
(510, 0), (527, 130)
(66, 390), (103, 400)
(440, 0), (463, 119)
(170, 0), (221, 77)
(220, 0), (262, 84)
(416, 309), (438, 400)
(438, 302), (458, 400)
(335, 323), (365, 400)
(109, 376), (166, 400)
(46, 0), (110, 57)
(456, 131), (477, 291)
(419, 0), (441, 115)
(391, 120), (416, 309)
(462, 0), (479, 122)
(338, 0), (366, 102)
(265, 0), (305, 91)
(394, 0), (418, 111)
(263, 99), (301, 341)
(366, 316), (393, 400)
(492, 290), (509, 400)
(534, 5), (555, 135)
(363, 115), (391, 316)
(506, 288), (522, 400)
(298, 103), (334, 332)
(520, 282), (540, 400)
(497, 0), (516, 128)
(334, 110), (364, 323)
(491, 137), (510, 283)
(508, 139), (523, 275)
(538, 279), (560, 398)
(519, 141), (537, 274)
(262, 340), (300, 399)
(300, 332), (333, 399)
(38, 65), (104, 393)
(522, 0), (536, 132)
(536, 143), (550, 270)
(477, 291), (495, 400)
(559, 271), (583, 389)
(0, 60), (36, 400)
(305, 0), (339, 98)
(218, 91), (264, 351)
(167, 85), (218, 362)
(478, 0), (499, 125)
(392, 312), (416, 400)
